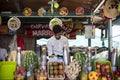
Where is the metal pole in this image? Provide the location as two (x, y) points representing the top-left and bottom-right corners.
(108, 19), (112, 60)
(88, 39), (91, 46)
(88, 18), (91, 47)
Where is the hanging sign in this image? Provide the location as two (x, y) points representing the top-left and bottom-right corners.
(85, 25), (95, 39)
(24, 22), (76, 39)
(25, 24), (53, 38)
(62, 18), (75, 39)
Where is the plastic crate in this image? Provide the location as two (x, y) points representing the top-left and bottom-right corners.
(0, 61), (17, 80)
(94, 60), (114, 80)
(48, 61), (65, 80)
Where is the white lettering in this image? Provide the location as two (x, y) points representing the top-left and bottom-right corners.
(32, 30), (38, 36)
(30, 24), (49, 29)
(32, 30), (52, 36)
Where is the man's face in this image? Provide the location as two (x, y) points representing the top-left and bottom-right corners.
(55, 32), (62, 40)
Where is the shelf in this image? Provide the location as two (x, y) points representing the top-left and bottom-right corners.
(0, 12), (92, 18)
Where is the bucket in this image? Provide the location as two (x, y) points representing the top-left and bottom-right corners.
(0, 61), (17, 80)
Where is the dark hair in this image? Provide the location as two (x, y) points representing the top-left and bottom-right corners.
(53, 25), (62, 34)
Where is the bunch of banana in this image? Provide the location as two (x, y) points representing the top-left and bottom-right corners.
(64, 60), (81, 80)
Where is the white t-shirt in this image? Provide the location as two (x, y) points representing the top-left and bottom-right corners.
(47, 35), (69, 56)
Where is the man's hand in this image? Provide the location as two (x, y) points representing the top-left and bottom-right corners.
(49, 55), (57, 58)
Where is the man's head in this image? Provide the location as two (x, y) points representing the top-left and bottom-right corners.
(53, 25), (62, 39)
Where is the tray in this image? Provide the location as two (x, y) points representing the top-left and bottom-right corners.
(94, 60), (114, 80)
(0, 61), (17, 80)
(48, 61), (65, 80)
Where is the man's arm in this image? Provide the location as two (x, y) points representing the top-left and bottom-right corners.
(65, 37), (69, 53)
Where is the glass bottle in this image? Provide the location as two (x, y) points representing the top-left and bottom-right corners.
(41, 46), (47, 70)
(17, 47), (21, 66)
(87, 47), (92, 72)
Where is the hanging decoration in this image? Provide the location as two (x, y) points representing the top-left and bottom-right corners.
(85, 25), (95, 39)
(54, 2), (59, 9)
(92, 15), (104, 23)
(85, 17), (95, 39)
(103, 0), (119, 20)
(91, 16), (95, 37)
(62, 18), (73, 32)
(49, 18), (62, 30)
(101, 29), (106, 47)
(48, 0), (56, 15)
(75, 7), (85, 15)
(23, 7), (32, 16)
(74, 21), (85, 35)
(59, 7), (69, 16)
(38, 7), (46, 16)
(7, 17), (21, 31)
(91, 22), (95, 37)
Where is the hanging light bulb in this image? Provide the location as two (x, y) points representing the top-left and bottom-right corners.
(54, 2), (59, 8)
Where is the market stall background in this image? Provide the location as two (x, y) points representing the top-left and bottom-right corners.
(0, 0), (120, 61)
(0, 0), (120, 80)
(37, 27), (120, 48)
(0, 0), (120, 58)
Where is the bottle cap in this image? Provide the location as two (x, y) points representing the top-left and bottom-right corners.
(27, 71), (31, 77)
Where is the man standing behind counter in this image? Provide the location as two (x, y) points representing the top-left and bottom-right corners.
(47, 25), (69, 58)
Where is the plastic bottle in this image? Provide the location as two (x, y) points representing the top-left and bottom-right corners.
(63, 45), (69, 66)
(27, 65), (34, 80)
